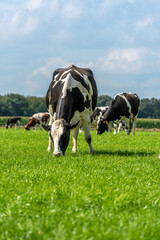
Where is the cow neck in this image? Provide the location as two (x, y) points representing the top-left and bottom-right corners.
(103, 106), (120, 123)
(55, 97), (73, 123)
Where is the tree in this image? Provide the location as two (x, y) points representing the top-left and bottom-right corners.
(97, 95), (113, 107)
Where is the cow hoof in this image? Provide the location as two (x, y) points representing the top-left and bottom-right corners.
(89, 149), (95, 154)
(72, 148), (77, 153)
(47, 148), (52, 153)
(54, 152), (63, 157)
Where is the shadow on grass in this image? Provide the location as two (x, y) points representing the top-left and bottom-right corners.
(94, 149), (155, 157)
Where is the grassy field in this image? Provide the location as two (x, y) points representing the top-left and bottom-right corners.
(0, 128), (160, 239)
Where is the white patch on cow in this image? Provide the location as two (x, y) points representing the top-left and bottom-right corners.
(51, 119), (64, 155)
(32, 112), (49, 121)
(52, 68), (93, 107)
(99, 106), (108, 112)
(51, 69), (71, 89)
(61, 72), (92, 105)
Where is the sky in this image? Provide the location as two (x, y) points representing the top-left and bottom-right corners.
(1, 0), (160, 99)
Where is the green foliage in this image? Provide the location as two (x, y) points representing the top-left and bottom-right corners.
(97, 95), (113, 107)
(139, 98), (160, 118)
(0, 94), (47, 116)
(0, 129), (160, 239)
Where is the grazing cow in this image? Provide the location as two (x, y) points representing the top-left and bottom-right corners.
(5, 117), (21, 129)
(90, 106), (112, 132)
(43, 65), (97, 156)
(97, 93), (140, 135)
(90, 106), (109, 124)
(25, 112), (50, 130)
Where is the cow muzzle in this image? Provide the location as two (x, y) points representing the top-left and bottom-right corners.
(53, 151), (63, 157)
(96, 130), (101, 135)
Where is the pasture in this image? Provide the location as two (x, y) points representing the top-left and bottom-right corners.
(0, 128), (160, 239)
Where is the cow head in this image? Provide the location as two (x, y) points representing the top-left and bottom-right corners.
(25, 118), (40, 131)
(42, 119), (79, 156)
(96, 118), (108, 135)
(25, 125), (30, 130)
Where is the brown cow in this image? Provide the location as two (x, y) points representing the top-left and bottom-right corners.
(25, 112), (50, 130)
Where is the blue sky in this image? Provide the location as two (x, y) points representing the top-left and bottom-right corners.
(1, 0), (160, 99)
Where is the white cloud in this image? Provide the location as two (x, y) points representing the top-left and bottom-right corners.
(128, 0), (136, 3)
(29, 58), (70, 79)
(98, 48), (148, 74)
(60, 1), (83, 22)
(0, 2), (40, 38)
(136, 17), (154, 30)
(0, 0), (83, 39)
(25, 0), (45, 11)
(29, 58), (94, 79)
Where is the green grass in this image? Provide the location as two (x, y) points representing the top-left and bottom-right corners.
(0, 128), (160, 239)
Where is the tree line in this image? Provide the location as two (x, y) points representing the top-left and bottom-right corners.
(0, 93), (160, 118)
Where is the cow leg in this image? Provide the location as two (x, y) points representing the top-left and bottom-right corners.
(82, 121), (94, 154)
(113, 123), (117, 135)
(125, 119), (130, 135)
(72, 125), (80, 152)
(132, 116), (137, 135)
(39, 120), (42, 131)
(47, 115), (54, 153)
(118, 122), (122, 133)
(17, 120), (21, 129)
(108, 123), (112, 132)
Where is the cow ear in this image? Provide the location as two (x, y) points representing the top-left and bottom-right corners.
(64, 120), (80, 129)
(42, 124), (51, 132)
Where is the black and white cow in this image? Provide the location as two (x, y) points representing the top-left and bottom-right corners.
(90, 106), (112, 132)
(97, 93), (140, 135)
(43, 65), (97, 156)
(5, 117), (21, 129)
(90, 106), (109, 124)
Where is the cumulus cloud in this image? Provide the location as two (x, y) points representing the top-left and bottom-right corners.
(29, 58), (94, 80)
(136, 17), (154, 30)
(0, 2), (40, 38)
(26, 58), (93, 95)
(98, 48), (148, 74)
(25, 0), (45, 11)
(29, 58), (71, 79)
(61, 1), (82, 21)
(0, 0), (82, 39)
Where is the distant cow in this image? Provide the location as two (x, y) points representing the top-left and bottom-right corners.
(97, 93), (140, 135)
(90, 106), (109, 124)
(5, 117), (21, 129)
(91, 106), (112, 132)
(25, 112), (50, 130)
(42, 65), (97, 156)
